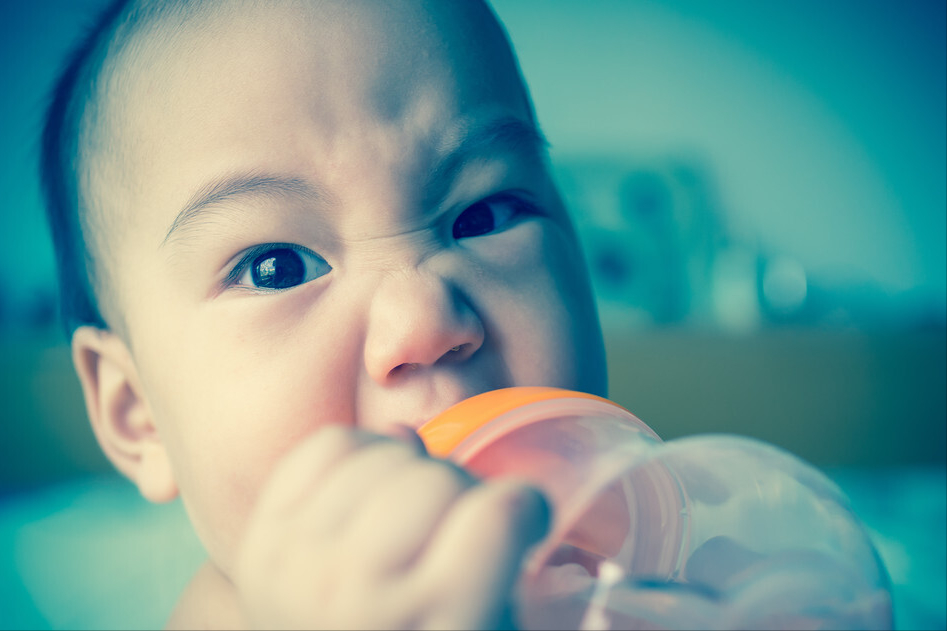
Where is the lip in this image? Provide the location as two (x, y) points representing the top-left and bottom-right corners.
(400, 406), (460, 433)
(362, 373), (506, 436)
(396, 389), (493, 432)
(381, 412), (447, 437)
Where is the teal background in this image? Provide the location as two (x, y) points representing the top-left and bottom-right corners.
(498, 0), (945, 310)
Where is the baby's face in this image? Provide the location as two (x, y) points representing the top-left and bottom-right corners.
(94, 1), (605, 571)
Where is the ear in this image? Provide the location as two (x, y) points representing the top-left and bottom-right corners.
(71, 326), (178, 503)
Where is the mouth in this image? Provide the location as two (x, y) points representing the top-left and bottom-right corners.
(401, 407), (456, 433)
(396, 391), (487, 433)
(367, 379), (507, 438)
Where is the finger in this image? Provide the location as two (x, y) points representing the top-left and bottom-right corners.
(342, 456), (475, 575)
(249, 425), (382, 522)
(297, 436), (426, 537)
(235, 428), (423, 627)
(412, 480), (551, 629)
(234, 426), (376, 610)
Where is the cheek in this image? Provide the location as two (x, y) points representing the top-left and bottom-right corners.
(474, 223), (606, 395)
(134, 296), (359, 571)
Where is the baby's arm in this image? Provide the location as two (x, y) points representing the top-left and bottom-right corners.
(233, 425), (550, 630)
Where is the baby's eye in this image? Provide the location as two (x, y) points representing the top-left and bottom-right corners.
(452, 195), (531, 239)
(232, 245), (331, 290)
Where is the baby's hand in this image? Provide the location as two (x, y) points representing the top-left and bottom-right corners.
(233, 425), (550, 630)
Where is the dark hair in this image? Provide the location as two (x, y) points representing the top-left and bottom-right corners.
(40, 0), (129, 335)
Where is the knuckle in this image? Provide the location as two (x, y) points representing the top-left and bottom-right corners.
(425, 457), (475, 492)
(393, 456), (474, 502)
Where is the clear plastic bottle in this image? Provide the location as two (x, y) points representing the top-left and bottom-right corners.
(418, 387), (893, 630)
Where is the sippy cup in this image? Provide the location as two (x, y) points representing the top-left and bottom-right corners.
(418, 387), (893, 631)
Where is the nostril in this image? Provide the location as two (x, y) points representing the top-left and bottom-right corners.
(390, 362), (419, 377)
(388, 344), (470, 380)
(441, 342), (472, 363)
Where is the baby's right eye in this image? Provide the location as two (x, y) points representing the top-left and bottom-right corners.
(229, 244), (331, 291)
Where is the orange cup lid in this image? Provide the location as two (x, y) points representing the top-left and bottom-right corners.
(418, 387), (624, 458)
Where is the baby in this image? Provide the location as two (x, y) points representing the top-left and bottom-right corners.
(42, 0), (608, 628)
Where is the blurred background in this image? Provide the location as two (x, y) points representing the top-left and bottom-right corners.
(0, 1), (944, 628)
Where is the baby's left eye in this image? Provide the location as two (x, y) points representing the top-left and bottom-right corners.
(452, 196), (530, 239)
(231, 245), (331, 290)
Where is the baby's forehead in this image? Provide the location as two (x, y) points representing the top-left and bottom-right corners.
(96, 0), (530, 167)
(113, 0), (516, 97)
(86, 0), (535, 242)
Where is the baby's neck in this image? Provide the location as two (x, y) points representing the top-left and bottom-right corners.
(165, 560), (247, 630)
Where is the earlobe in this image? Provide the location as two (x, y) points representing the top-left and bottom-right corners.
(71, 326), (178, 503)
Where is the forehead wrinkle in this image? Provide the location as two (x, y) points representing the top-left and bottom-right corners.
(162, 172), (333, 247)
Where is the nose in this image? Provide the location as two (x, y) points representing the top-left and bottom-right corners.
(364, 269), (485, 385)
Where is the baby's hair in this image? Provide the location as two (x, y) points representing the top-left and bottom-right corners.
(42, 0), (205, 334)
(41, 0), (129, 334)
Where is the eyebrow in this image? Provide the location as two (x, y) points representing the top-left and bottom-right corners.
(162, 173), (327, 246)
(161, 117), (547, 247)
(427, 117), (548, 198)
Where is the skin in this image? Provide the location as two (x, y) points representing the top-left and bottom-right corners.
(71, 1), (607, 628)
